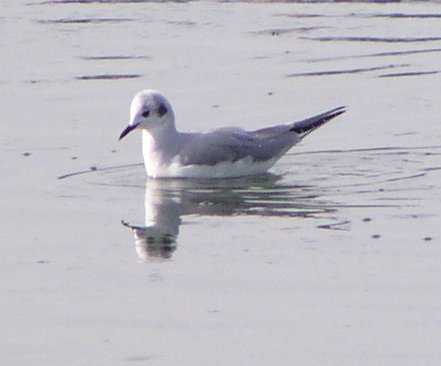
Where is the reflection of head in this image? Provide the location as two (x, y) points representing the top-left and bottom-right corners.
(133, 227), (177, 260)
(121, 179), (183, 261)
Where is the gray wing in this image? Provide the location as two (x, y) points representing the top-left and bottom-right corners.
(178, 106), (346, 166)
(178, 127), (298, 166)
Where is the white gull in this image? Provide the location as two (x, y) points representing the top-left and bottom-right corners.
(119, 89), (345, 178)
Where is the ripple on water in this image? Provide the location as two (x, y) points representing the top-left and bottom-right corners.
(75, 74), (142, 80)
(37, 18), (134, 24)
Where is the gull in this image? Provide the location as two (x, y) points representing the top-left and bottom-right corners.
(119, 89), (345, 178)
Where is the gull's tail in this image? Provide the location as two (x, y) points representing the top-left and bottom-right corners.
(290, 106), (346, 138)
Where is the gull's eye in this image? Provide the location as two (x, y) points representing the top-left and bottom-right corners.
(142, 110), (150, 118)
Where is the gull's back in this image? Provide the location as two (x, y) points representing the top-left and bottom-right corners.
(177, 106), (346, 169)
(177, 126), (299, 167)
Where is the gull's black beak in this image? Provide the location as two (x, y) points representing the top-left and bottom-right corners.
(119, 123), (139, 140)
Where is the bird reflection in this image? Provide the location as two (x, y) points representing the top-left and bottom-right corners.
(122, 174), (335, 261)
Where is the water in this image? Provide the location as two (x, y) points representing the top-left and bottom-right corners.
(1, 1), (441, 365)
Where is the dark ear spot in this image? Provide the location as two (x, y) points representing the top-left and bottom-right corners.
(157, 103), (168, 117)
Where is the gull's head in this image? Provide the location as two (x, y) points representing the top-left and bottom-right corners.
(119, 89), (174, 140)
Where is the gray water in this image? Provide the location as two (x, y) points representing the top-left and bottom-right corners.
(1, 1), (441, 365)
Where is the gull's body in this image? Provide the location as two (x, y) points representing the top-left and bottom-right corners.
(119, 90), (345, 178)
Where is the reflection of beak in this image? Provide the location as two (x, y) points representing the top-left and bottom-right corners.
(119, 123), (139, 140)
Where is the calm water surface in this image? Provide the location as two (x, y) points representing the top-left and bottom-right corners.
(1, 1), (441, 365)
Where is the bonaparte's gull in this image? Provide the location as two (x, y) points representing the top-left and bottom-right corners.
(119, 89), (345, 178)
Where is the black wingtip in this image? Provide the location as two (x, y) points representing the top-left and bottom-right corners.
(322, 106), (347, 118)
(290, 106), (347, 136)
(328, 106), (347, 119)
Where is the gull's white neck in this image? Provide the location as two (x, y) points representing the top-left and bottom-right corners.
(142, 117), (180, 178)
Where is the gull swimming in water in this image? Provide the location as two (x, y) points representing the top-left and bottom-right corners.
(119, 89), (345, 178)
